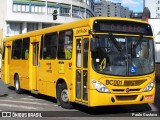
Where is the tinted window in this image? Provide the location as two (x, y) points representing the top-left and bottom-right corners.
(22, 38), (30, 60)
(83, 38), (89, 68)
(12, 39), (22, 59)
(40, 33), (58, 59)
(58, 30), (73, 59)
(40, 36), (44, 59)
(2, 43), (5, 60)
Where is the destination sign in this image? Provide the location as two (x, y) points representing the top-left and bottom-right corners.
(93, 20), (153, 35)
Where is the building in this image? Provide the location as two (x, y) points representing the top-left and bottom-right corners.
(0, 0), (95, 40)
(94, 0), (132, 18)
(144, 0), (160, 18)
(130, 12), (143, 20)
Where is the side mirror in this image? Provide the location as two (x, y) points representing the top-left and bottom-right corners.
(90, 38), (96, 52)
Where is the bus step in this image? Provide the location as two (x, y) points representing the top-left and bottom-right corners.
(31, 90), (39, 94)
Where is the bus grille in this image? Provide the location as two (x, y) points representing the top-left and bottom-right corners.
(112, 89), (140, 93)
(112, 89), (124, 92)
(116, 95), (137, 101)
(124, 80), (146, 86)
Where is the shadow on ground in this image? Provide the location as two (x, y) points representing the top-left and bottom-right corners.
(6, 78), (160, 116)
(0, 94), (8, 97)
(7, 86), (57, 104)
(72, 103), (151, 116)
(7, 85), (152, 116)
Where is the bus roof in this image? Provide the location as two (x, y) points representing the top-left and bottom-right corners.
(3, 17), (148, 42)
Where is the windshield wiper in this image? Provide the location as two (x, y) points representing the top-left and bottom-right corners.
(108, 33), (122, 52)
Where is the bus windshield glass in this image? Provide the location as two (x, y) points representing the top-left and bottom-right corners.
(92, 35), (154, 76)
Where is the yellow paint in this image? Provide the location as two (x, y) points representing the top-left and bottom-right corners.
(58, 62), (64, 74)
(1, 17), (155, 107)
(74, 27), (89, 36)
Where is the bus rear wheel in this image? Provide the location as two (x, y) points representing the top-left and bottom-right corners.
(14, 75), (22, 94)
(57, 83), (73, 109)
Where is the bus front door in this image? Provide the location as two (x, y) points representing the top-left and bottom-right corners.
(75, 37), (89, 103)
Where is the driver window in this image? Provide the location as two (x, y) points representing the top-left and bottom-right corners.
(135, 41), (149, 59)
(140, 42), (149, 59)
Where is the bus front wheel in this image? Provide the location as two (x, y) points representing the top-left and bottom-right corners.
(14, 75), (22, 94)
(57, 83), (73, 109)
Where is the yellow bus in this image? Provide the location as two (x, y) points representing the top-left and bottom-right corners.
(1, 17), (155, 109)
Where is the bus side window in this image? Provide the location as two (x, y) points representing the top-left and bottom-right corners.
(58, 30), (73, 60)
(22, 37), (30, 60)
(12, 39), (22, 59)
(42, 33), (58, 60)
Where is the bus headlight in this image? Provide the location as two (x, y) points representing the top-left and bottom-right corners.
(143, 80), (155, 92)
(91, 79), (110, 93)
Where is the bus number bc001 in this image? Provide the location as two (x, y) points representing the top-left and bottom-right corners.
(106, 80), (123, 86)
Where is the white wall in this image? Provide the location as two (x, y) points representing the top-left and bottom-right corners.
(0, 0), (7, 38)
(149, 19), (160, 63)
(145, 0), (157, 18)
(0, 0), (7, 69)
(6, 12), (80, 24)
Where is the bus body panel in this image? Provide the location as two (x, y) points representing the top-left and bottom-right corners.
(88, 88), (155, 107)
(1, 17), (155, 108)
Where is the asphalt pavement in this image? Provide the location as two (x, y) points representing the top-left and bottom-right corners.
(0, 79), (159, 120)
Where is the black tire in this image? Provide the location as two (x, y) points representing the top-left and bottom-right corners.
(14, 75), (22, 94)
(57, 83), (73, 109)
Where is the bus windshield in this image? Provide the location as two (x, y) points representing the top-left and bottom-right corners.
(92, 35), (154, 76)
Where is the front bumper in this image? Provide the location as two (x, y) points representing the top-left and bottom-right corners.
(88, 88), (155, 107)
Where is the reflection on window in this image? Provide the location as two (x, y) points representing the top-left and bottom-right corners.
(92, 35), (154, 76)
(41, 33), (58, 59)
(76, 70), (81, 98)
(83, 70), (88, 101)
(58, 30), (73, 59)
(12, 39), (22, 59)
(2, 43), (6, 60)
(22, 38), (30, 60)
(76, 39), (81, 67)
(134, 41), (149, 59)
(83, 38), (89, 68)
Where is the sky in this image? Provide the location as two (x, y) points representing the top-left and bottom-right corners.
(95, 0), (144, 12)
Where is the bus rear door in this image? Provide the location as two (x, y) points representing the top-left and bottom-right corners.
(3, 43), (11, 84)
(30, 36), (40, 93)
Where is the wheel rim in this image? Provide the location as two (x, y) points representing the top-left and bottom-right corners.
(61, 89), (69, 102)
(15, 80), (19, 91)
